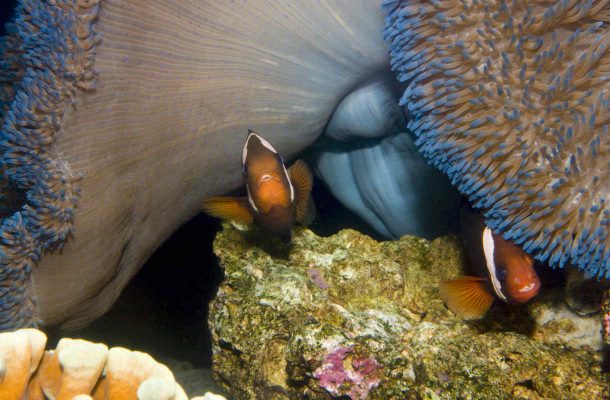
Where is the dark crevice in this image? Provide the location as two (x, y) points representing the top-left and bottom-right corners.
(47, 213), (224, 369)
(0, 179), (27, 218)
(601, 344), (610, 373)
(0, 1), (18, 36)
(514, 379), (537, 393)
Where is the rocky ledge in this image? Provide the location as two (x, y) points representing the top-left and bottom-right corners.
(208, 222), (607, 399)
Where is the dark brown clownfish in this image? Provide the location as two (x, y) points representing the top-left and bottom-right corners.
(202, 130), (315, 241)
(439, 205), (541, 319)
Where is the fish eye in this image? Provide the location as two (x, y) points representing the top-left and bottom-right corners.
(278, 154), (285, 164)
(496, 267), (507, 281)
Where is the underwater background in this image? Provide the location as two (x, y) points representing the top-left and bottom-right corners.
(0, 1), (609, 399)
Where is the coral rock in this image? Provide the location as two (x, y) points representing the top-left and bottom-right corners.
(602, 288), (610, 345)
(209, 221), (608, 399)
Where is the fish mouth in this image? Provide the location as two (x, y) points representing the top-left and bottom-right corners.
(518, 282), (537, 293)
(509, 278), (541, 303)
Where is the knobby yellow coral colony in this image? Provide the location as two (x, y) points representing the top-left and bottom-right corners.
(384, 0), (610, 277)
(0, 328), (222, 400)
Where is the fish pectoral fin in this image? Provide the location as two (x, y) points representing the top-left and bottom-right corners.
(439, 276), (494, 319)
(201, 196), (254, 224)
(288, 159), (316, 225)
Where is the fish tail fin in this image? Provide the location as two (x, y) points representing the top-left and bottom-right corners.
(288, 159), (316, 225)
(202, 196), (253, 224)
(439, 276), (494, 319)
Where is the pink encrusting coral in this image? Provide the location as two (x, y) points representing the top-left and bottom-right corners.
(307, 267), (329, 289)
(313, 345), (382, 400)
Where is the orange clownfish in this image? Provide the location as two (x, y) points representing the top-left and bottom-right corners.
(202, 130), (315, 241)
(439, 206), (541, 319)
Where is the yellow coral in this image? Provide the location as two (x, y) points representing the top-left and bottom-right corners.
(0, 329), (225, 400)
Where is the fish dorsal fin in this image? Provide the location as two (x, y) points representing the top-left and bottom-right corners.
(202, 196), (254, 224)
(288, 160), (316, 225)
(439, 276), (494, 319)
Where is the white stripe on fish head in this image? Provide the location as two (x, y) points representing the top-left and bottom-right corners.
(482, 227), (507, 302)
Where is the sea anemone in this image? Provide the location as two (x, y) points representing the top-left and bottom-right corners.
(0, 0), (97, 330)
(311, 73), (460, 239)
(0, 1), (390, 330)
(384, 0), (610, 277)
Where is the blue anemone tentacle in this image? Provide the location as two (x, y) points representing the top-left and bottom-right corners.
(383, 0), (610, 276)
(0, 0), (100, 330)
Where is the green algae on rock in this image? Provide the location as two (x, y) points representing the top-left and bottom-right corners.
(208, 222), (608, 399)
